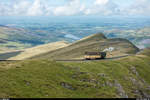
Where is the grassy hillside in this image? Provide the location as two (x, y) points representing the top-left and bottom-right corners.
(7, 41), (69, 60)
(31, 33), (139, 60)
(0, 48), (150, 98)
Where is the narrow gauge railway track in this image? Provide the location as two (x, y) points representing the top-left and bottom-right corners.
(55, 55), (129, 62)
(0, 55), (129, 62)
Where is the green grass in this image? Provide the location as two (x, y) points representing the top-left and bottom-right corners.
(0, 49), (150, 98)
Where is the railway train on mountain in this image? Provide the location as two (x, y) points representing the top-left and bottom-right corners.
(84, 52), (106, 60)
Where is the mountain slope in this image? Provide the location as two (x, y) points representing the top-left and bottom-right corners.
(31, 33), (139, 60)
(0, 48), (149, 98)
(7, 41), (69, 60)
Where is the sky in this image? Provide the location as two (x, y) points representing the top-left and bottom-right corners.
(0, 0), (150, 16)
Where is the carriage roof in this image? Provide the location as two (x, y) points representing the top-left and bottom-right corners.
(85, 52), (105, 55)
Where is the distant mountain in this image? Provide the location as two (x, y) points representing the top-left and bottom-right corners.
(0, 26), (44, 52)
(30, 33), (139, 60)
(104, 27), (150, 49)
(0, 26), (77, 52)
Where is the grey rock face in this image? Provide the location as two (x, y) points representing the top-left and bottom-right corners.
(130, 66), (139, 76)
(60, 82), (76, 90)
(114, 80), (128, 98)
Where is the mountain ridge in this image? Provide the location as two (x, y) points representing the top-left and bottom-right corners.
(30, 33), (139, 60)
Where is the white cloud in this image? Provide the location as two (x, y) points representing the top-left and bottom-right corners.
(27, 0), (45, 16)
(0, 3), (12, 16)
(84, 0), (119, 16)
(0, 0), (48, 16)
(127, 0), (150, 16)
(94, 0), (109, 5)
(53, 0), (85, 16)
(0, 0), (150, 16)
(13, 1), (31, 15)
